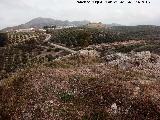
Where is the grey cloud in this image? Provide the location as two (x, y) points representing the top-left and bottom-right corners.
(0, 0), (160, 29)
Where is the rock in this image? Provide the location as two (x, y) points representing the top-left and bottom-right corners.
(78, 50), (100, 58)
(50, 100), (54, 104)
(111, 103), (118, 114)
(134, 51), (151, 62)
(106, 51), (160, 77)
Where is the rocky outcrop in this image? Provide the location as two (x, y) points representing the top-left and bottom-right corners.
(105, 51), (160, 78)
(78, 50), (100, 58)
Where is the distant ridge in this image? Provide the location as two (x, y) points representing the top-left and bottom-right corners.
(2, 17), (90, 31)
(107, 23), (123, 27)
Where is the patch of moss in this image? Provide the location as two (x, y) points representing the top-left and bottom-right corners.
(58, 92), (74, 102)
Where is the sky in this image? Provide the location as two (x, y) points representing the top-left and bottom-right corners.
(0, 0), (160, 29)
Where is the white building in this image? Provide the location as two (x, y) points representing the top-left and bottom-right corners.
(16, 28), (35, 32)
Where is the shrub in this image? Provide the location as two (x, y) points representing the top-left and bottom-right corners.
(54, 48), (61, 52)
(58, 92), (74, 102)
(45, 54), (55, 61)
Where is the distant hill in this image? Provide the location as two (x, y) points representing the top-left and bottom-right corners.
(106, 23), (123, 27)
(2, 17), (90, 31)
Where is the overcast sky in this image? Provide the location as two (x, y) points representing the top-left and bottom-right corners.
(0, 0), (160, 29)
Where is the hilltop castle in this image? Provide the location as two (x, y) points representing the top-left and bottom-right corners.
(86, 22), (106, 28)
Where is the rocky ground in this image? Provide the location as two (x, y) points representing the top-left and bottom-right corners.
(0, 40), (160, 120)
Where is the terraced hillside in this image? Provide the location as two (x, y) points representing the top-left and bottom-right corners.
(0, 32), (70, 80)
(6, 32), (45, 45)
